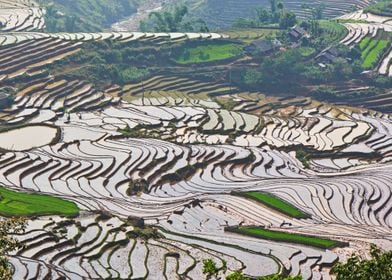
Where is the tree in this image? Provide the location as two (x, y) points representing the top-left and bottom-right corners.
(0, 217), (27, 280)
(313, 4), (326, 20)
(270, 0), (278, 20)
(279, 12), (297, 29)
(256, 8), (271, 23)
(331, 58), (353, 81)
(202, 258), (219, 276)
(332, 244), (392, 280)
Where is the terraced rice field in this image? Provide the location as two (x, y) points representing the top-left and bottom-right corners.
(0, 125), (58, 151)
(339, 10), (392, 76)
(0, 0), (44, 32)
(1, 68), (392, 279)
(0, 2), (391, 280)
(359, 35), (389, 68)
(192, 0), (374, 28)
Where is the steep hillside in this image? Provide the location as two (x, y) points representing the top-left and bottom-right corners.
(188, 0), (376, 28)
(38, 0), (139, 32)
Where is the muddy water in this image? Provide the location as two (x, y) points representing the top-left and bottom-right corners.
(0, 125), (57, 151)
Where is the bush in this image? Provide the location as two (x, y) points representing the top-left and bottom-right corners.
(332, 245), (392, 280)
(0, 217), (27, 280)
(202, 259), (219, 276)
(296, 149), (310, 169)
(372, 76), (392, 88)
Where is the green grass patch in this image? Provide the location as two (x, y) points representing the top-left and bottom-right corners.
(228, 226), (344, 249)
(361, 39), (378, 58)
(238, 192), (310, 219)
(359, 37), (371, 50)
(175, 43), (243, 64)
(298, 47), (316, 57)
(0, 187), (79, 217)
(362, 39), (389, 69)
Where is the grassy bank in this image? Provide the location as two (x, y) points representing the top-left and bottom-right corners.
(0, 187), (79, 217)
(175, 43), (243, 64)
(237, 192), (310, 219)
(228, 226), (344, 249)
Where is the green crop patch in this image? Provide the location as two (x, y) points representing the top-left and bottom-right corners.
(175, 43), (243, 64)
(228, 226), (344, 249)
(234, 191), (310, 219)
(362, 40), (389, 69)
(359, 37), (371, 50)
(359, 37), (390, 69)
(0, 187), (79, 217)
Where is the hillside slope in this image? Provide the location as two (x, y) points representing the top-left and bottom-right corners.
(38, 0), (139, 31)
(187, 0), (376, 28)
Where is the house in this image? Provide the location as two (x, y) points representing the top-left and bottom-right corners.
(315, 46), (341, 64)
(244, 39), (282, 55)
(289, 25), (309, 41)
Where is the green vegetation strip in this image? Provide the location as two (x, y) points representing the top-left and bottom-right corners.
(359, 37), (371, 50)
(233, 191), (310, 219)
(361, 39), (389, 69)
(175, 43), (243, 64)
(228, 226), (344, 249)
(0, 187), (79, 217)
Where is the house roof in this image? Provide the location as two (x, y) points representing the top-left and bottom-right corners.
(326, 47), (339, 57)
(289, 25), (307, 38)
(315, 46), (341, 63)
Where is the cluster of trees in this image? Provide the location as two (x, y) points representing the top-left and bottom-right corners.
(66, 64), (150, 86)
(332, 244), (392, 280)
(232, 40), (363, 93)
(51, 41), (167, 86)
(233, 50), (353, 92)
(234, 0), (297, 29)
(140, 5), (209, 32)
(39, 0), (138, 32)
(0, 217), (26, 280)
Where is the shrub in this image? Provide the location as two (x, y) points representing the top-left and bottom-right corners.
(202, 259), (219, 276)
(296, 149), (310, 169)
(332, 245), (392, 280)
(0, 217), (27, 280)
